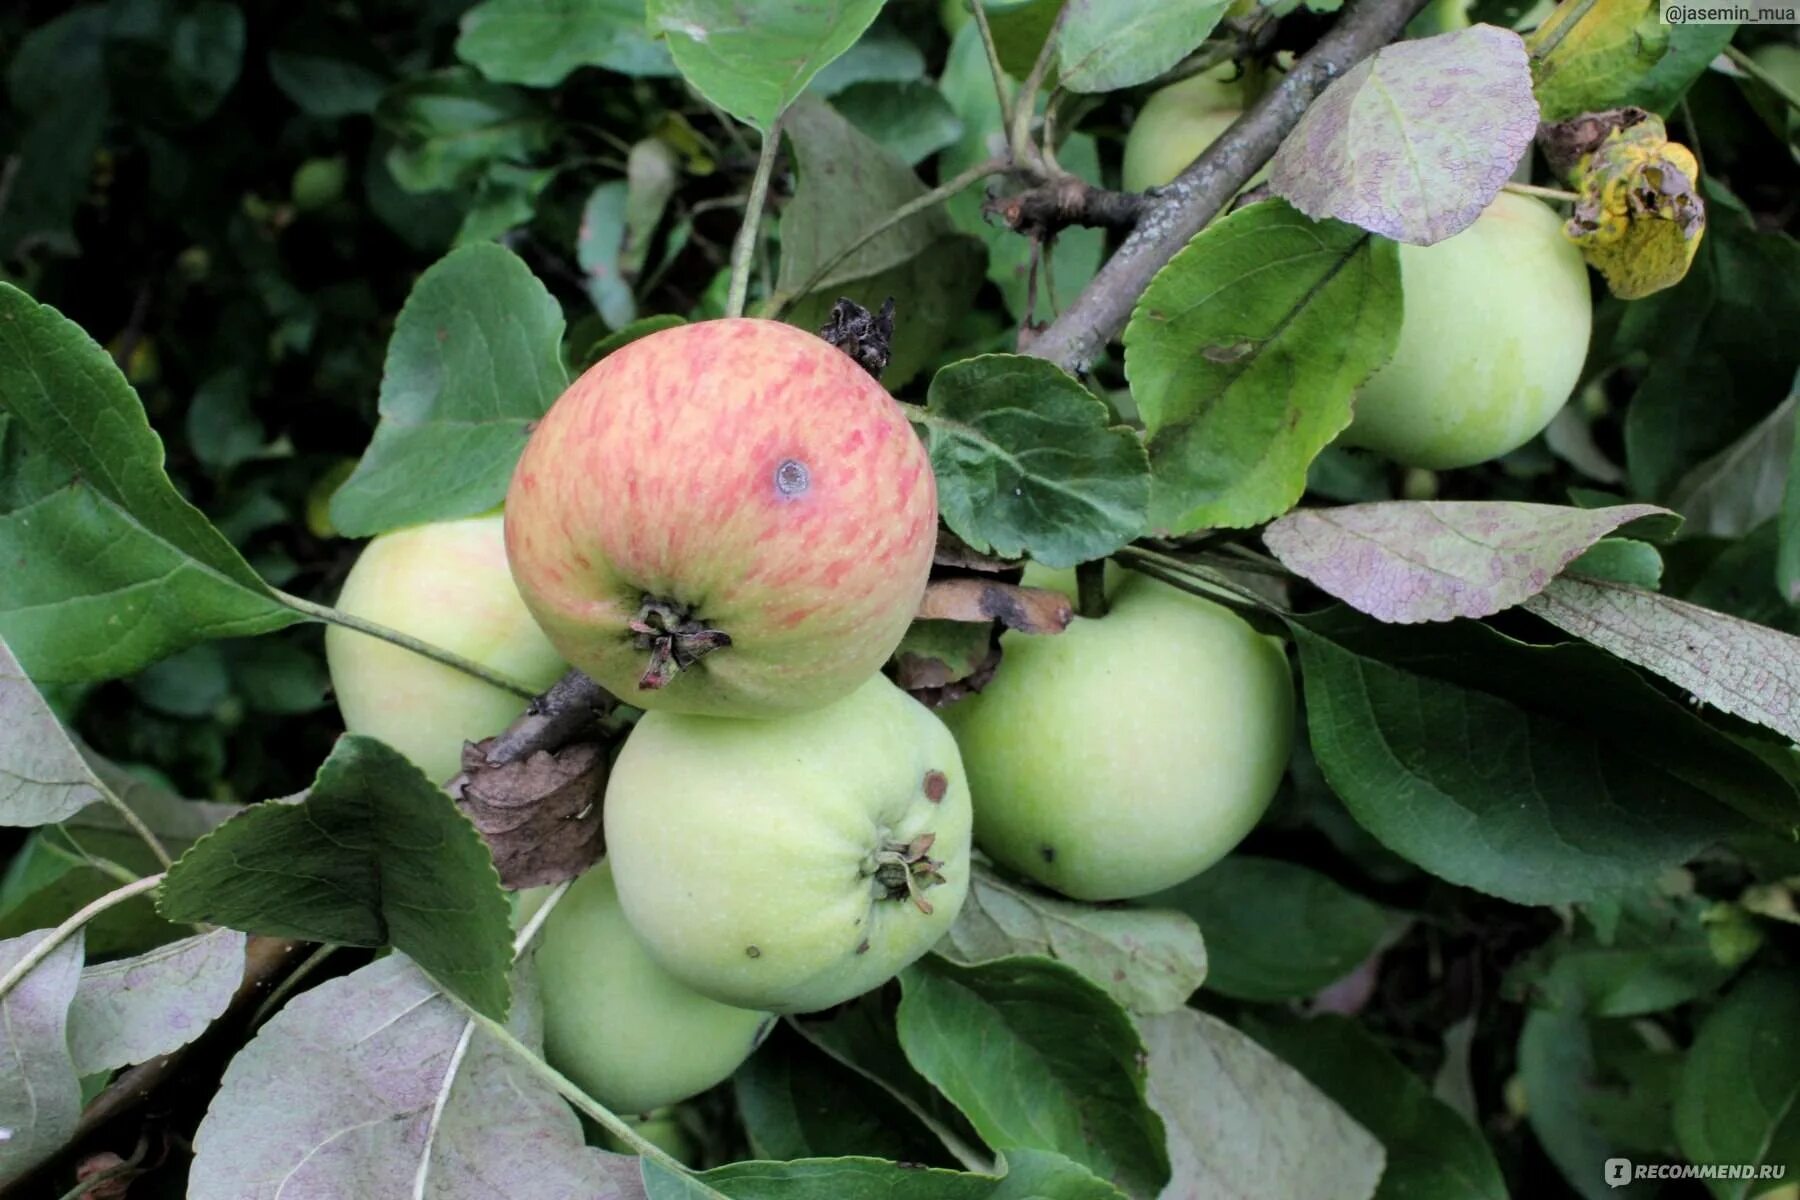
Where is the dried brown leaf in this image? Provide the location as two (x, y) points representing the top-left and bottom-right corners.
(916, 578), (1073, 634)
(451, 741), (606, 889)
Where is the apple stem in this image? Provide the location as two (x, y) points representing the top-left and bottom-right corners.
(1076, 560), (1108, 619)
(628, 597), (732, 690)
(277, 590), (540, 699)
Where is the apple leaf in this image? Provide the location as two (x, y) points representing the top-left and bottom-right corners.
(832, 80), (964, 167)
(1626, 22), (1736, 114)
(775, 96), (960, 298)
(1137, 1008), (1385, 1200)
(1262, 501), (1674, 623)
(1524, 574), (1800, 744)
(328, 242), (568, 537)
(922, 355), (1150, 569)
(891, 619), (995, 693)
(1268, 25), (1539, 246)
(0, 636), (110, 827)
(1673, 970), (1800, 1195)
(1670, 390), (1795, 539)
(807, 21), (927, 95)
(939, 865), (1208, 1015)
(897, 956), (1170, 1196)
(187, 954), (646, 1200)
(375, 69), (551, 193)
(1148, 858), (1391, 1003)
(157, 735), (514, 1021)
(66, 926), (246, 1075)
(1056, 0), (1229, 95)
(1249, 1015), (1508, 1200)
(1291, 609), (1763, 905)
(1524, 0), (1669, 122)
(645, 0), (885, 131)
(674, 1151), (1123, 1199)
(1782, 376), (1800, 605)
(0, 929), (83, 1187)
(1567, 538), (1664, 589)
(1123, 201), (1401, 535)
(455, 0), (674, 87)
(579, 180), (637, 328)
(1516, 1010), (1652, 1199)
(0, 286), (298, 685)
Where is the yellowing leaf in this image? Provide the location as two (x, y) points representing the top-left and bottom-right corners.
(1565, 115), (1705, 300)
(1526, 0), (1670, 121)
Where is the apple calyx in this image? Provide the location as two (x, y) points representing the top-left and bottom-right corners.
(868, 832), (947, 915)
(628, 597), (732, 691)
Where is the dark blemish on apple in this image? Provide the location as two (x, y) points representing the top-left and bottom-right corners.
(775, 458), (810, 496)
(923, 770), (948, 802)
(856, 939), (871, 955)
(745, 945), (762, 958)
(1040, 845), (1056, 864)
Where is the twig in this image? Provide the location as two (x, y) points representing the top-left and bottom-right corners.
(1009, 1), (1071, 168)
(988, 175), (1148, 237)
(249, 943), (340, 1027)
(726, 114), (783, 319)
(1727, 44), (1800, 114)
(0, 875), (164, 1005)
(1503, 181), (1579, 203)
(761, 157), (1008, 318)
(480, 669), (618, 767)
(96, 797), (173, 872)
(968, 1), (1015, 131)
(51, 1134), (150, 1200)
(1024, 0), (1434, 374)
(1075, 560), (1108, 619)
(276, 591), (538, 699)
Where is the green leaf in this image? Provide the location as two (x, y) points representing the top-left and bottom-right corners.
(104, 0), (246, 126)
(1783, 375), (1800, 604)
(1518, 1010), (1663, 1200)
(891, 620), (994, 691)
(1291, 608), (1767, 904)
(1527, 0), (1670, 122)
(1124, 201), (1402, 534)
(1513, 888), (1754, 1017)
(456, 162), (555, 245)
(940, 865), (1206, 1014)
(807, 20), (927, 95)
(646, 0), (886, 130)
(776, 96), (959, 298)
(1568, 538), (1665, 589)
(1623, 21), (1735, 114)
(735, 1023), (951, 1164)
(156, 735), (514, 1021)
(1668, 390), (1796, 539)
(0, 8), (109, 257)
(0, 929), (83, 1187)
(0, 637), (111, 828)
(922, 355), (1150, 569)
(328, 243), (568, 537)
(0, 287), (297, 685)
(267, 13), (392, 118)
(834, 81), (964, 166)
(456, 0), (675, 86)
(683, 1152), (1124, 1199)
(897, 955), (1170, 1195)
(577, 181), (637, 329)
(375, 68), (551, 194)
(1149, 857), (1391, 1002)
(1618, 200), (1800, 500)
(1138, 1008), (1386, 1199)
(1674, 970), (1800, 1198)
(1057, 0), (1228, 95)
(1251, 1015), (1507, 1200)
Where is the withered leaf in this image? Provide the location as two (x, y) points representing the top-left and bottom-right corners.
(933, 526), (1024, 573)
(1563, 113), (1705, 300)
(916, 577), (1074, 634)
(892, 620), (996, 692)
(451, 740), (606, 889)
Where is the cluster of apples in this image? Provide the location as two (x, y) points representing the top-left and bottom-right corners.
(323, 318), (1300, 1122)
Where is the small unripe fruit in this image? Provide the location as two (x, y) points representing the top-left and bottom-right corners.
(945, 572), (1293, 901)
(535, 862), (774, 1114)
(291, 156), (347, 212)
(604, 675), (972, 1012)
(325, 515), (565, 784)
(1341, 192), (1592, 470)
(505, 318), (936, 718)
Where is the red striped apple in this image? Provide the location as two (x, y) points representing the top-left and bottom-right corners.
(505, 318), (936, 717)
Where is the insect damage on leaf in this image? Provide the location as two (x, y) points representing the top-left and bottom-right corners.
(1559, 111), (1705, 299)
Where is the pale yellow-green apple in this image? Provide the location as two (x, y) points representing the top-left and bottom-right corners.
(1340, 191), (1592, 470)
(324, 514), (564, 784)
(505, 319), (936, 718)
(1123, 64), (1258, 194)
(534, 862), (774, 1114)
(944, 570), (1293, 901)
(604, 675), (972, 1013)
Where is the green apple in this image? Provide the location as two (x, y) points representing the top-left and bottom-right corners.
(1123, 65), (1256, 193)
(535, 861), (774, 1114)
(604, 675), (972, 1013)
(944, 572), (1293, 901)
(1340, 191), (1592, 470)
(325, 514), (566, 784)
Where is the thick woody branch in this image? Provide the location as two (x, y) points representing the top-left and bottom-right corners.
(1025, 0), (1434, 374)
(481, 669), (618, 766)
